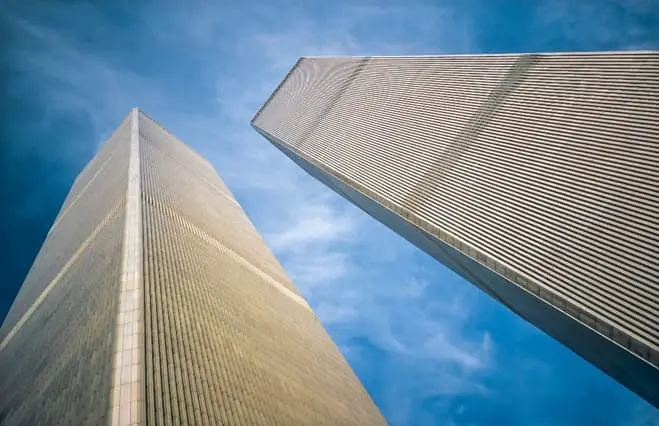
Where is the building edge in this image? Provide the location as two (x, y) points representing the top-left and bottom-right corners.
(109, 107), (145, 426)
(252, 123), (659, 409)
(251, 58), (305, 124)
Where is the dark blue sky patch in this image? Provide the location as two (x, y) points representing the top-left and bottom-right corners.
(1, 1), (657, 424)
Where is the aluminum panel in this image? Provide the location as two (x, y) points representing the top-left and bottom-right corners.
(252, 51), (659, 407)
(0, 117), (130, 343)
(0, 204), (125, 425)
(1, 108), (385, 424)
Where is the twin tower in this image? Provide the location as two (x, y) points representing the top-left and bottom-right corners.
(1, 51), (657, 425)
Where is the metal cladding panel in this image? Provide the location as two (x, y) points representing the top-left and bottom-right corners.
(56, 115), (132, 224)
(1, 109), (385, 425)
(252, 52), (659, 407)
(138, 112), (385, 425)
(0, 111), (132, 425)
(0, 192), (126, 424)
(138, 113), (296, 293)
(254, 58), (367, 150)
(0, 115), (131, 343)
(0, 206), (124, 425)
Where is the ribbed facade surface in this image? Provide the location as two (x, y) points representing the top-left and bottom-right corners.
(0, 114), (131, 425)
(0, 109), (386, 425)
(251, 52), (659, 408)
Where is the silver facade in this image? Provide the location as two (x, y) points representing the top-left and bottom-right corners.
(0, 110), (386, 425)
(252, 52), (659, 407)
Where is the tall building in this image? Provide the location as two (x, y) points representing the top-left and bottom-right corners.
(0, 109), (386, 425)
(251, 52), (659, 408)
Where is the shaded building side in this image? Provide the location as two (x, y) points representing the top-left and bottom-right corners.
(0, 115), (131, 425)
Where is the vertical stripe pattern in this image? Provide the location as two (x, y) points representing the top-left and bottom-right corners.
(138, 111), (385, 425)
(0, 114), (130, 424)
(1, 108), (386, 425)
(252, 52), (659, 408)
(110, 109), (144, 426)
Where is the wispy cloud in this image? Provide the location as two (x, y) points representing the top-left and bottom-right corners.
(286, 250), (351, 288)
(6, 1), (656, 424)
(152, 4), (497, 412)
(342, 273), (494, 371)
(267, 203), (355, 252)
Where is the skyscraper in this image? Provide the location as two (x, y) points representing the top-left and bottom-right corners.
(251, 52), (659, 408)
(0, 109), (386, 425)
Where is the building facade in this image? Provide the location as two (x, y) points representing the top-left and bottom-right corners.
(251, 52), (659, 408)
(0, 109), (386, 425)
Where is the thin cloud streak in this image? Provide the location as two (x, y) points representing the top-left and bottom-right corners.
(6, 1), (654, 424)
(148, 2), (498, 409)
(267, 204), (356, 252)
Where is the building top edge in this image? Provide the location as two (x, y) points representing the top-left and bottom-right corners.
(299, 50), (658, 59)
(251, 58), (305, 123)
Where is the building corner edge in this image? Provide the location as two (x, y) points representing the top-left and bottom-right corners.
(109, 108), (144, 426)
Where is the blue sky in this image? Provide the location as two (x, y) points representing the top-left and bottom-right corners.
(1, 1), (658, 425)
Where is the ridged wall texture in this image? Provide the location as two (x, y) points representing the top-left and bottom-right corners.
(137, 112), (384, 425)
(251, 52), (659, 408)
(0, 109), (386, 425)
(0, 114), (131, 425)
